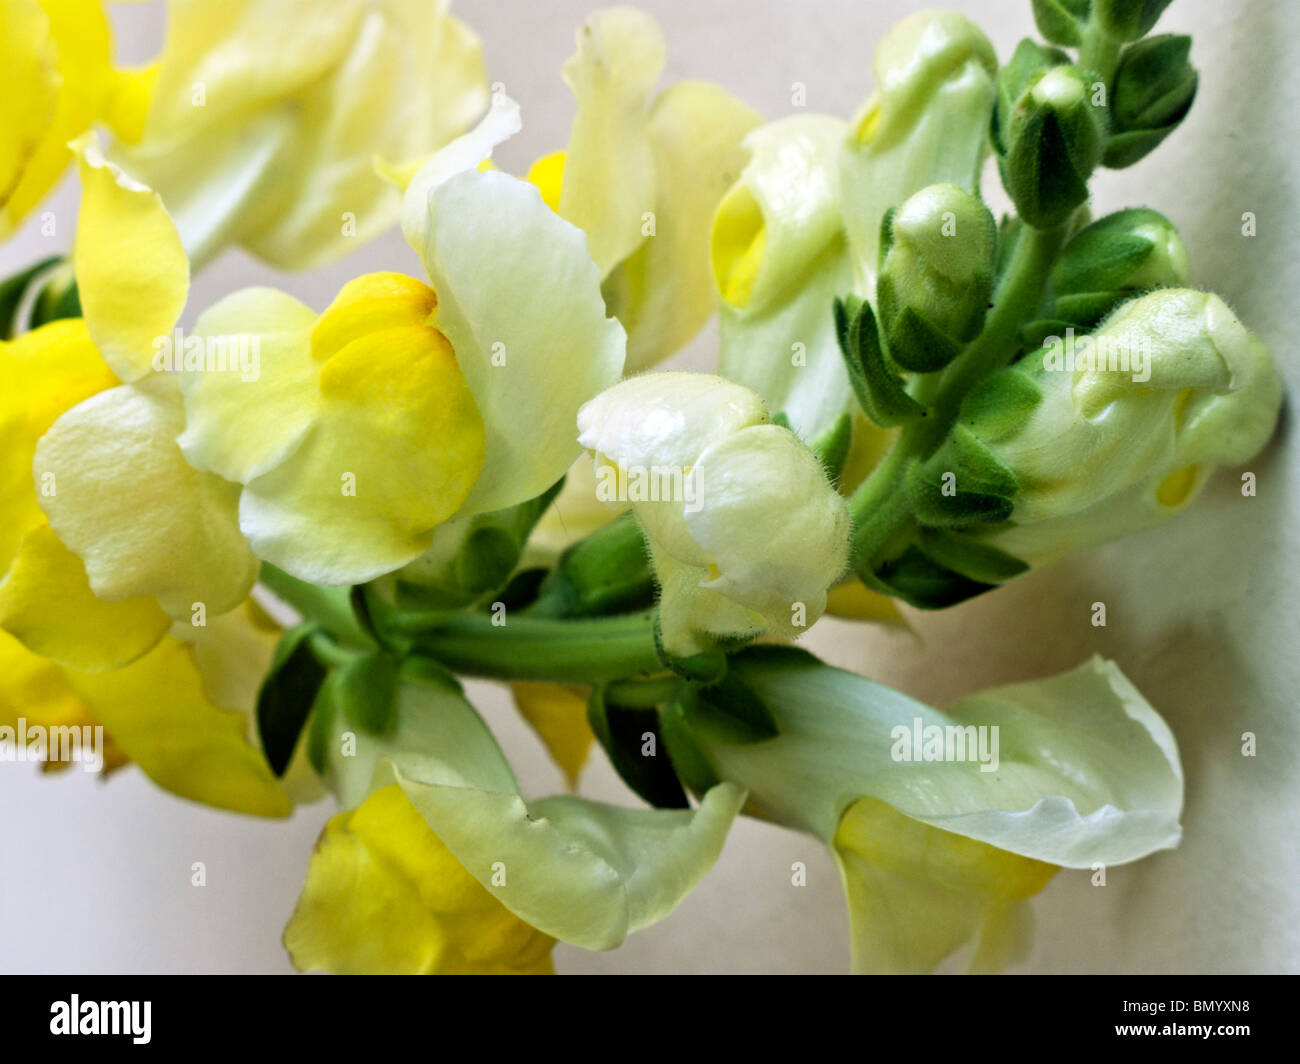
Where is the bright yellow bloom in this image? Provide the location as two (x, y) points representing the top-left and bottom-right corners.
(285, 784), (555, 974)
(0, 0), (153, 238)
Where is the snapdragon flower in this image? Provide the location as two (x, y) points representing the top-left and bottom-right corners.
(959, 289), (1283, 567)
(286, 654), (745, 972)
(673, 648), (1182, 972)
(577, 372), (849, 657)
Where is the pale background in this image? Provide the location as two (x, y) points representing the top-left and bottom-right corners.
(1, 0), (1295, 974)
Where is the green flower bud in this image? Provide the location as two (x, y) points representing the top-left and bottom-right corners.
(840, 11), (997, 292)
(968, 289), (1282, 567)
(995, 54), (1107, 229)
(1026, 207), (1190, 336)
(877, 183), (997, 371)
(1103, 34), (1197, 168)
(1093, 0), (1176, 42)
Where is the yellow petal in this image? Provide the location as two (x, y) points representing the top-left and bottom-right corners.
(0, 0), (59, 235)
(524, 149), (565, 213)
(0, 626), (92, 733)
(0, 317), (116, 572)
(72, 132), (189, 382)
(510, 682), (594, 789)
(834, 796), (1056, 974)
(1, 0), (125, 236)
(62, 635), (291, 817)
(239, 321), (485, 584)
(310, 272), (437, 363)
(285, 784), (555, 974)
(0, 523), (169, 671)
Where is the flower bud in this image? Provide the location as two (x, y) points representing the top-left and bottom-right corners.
(967, 289), (1282, 566)
(840, 11), (997, 292)
(877, 183), (997, 371)
(1103, 34), (1197, 168)
(994, 44), (1106, 228)
(576, 373), (850, 657)
(1026, 207), (1190, 338)
(1093, 0), (1176, 42)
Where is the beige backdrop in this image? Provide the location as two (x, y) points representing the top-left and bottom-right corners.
(1, 0), (1295, 973)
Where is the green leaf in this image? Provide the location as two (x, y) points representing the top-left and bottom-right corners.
(675, 673), (779, 746)
(833, 295), (926, 427)
(256, 624), (330, 777)
(0, 256), (60, 339)
(588, 688), (689, 810)
(1094, 0), (1175, 42)
(1101, 125), (1176, 168)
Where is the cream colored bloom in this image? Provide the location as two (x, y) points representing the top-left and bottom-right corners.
(577, 372), (850, 656)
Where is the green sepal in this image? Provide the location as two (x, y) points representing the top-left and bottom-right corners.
(1101, 126), (1177, 168)
(993, 39), (1071, 155)
(653, 619), (730, 683)
(916, 527), (1030, 584)
(1030, 0), (1089, 46)
(587, 687), (689, 810)
(999, 102), (1097, 230)
(1052, 226), (1156, 293)
(256, 623), (330, 777)
(959, 369), (1044, 443)
(906, 426), (1019, 527)
(871, 544), (998, 609)
(660, 692), (722, 797)
(808, 410), (853, 485)
(528, 511), (656, 618)
(331, 649), (401, 735)
(673, 672), (779, 746)
(833, 294), (926, 427)
(1019, 316), (1076, 350)
(886, 304), (966, 372)
(0, 256), (59, 340)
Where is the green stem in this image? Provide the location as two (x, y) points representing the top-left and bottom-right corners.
(847, 222), (1066, 572)
(258, 563), (376, 649)
(306, 630), (357, 669)
(605, 674), (680, 706)
(398, 610), (664, 684)
(1079, 21), (1122, 85)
